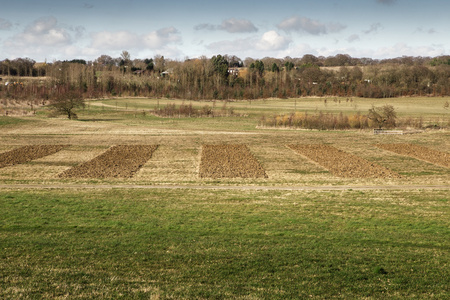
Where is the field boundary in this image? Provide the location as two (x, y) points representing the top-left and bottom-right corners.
(0, 183), (448, 191)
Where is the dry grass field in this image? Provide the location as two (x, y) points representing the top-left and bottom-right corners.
(0, 97), (448, 299)
(0, 97), (448, 187)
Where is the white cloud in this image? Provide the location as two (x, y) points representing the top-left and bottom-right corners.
(91, 31), (139, 49)
(2, 16), (77, 59)
(6, 16), (72, 47)
(1, 15), (183, 61)
(277, 16), (346, 35)
(205, 31), (290, 58)
(90, 27), (182, 58)
(256, 31), (290, 51)
(143, 27), (181, 48)
(277, 43), (318, 58)
(374, 43), (445, 58)
(195, 18), (257, 33)
(206, 38), (253, 53)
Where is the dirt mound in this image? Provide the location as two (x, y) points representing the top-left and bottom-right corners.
(0, 145), (69, 168)
(288, 144), (401, 178)
(60, 145), (158, 178)
(199, 144), (268, 178)
(375, 144), (449, 168)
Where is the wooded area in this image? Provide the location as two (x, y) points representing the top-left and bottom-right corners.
(1, 53), (450, 105)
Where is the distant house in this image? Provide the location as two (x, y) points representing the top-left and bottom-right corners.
(133, 70), (145, 75)
(228, 68), (240, 76)
(160, 68), (174, 77)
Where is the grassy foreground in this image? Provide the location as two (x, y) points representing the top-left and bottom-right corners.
(1, 188), (448, 299)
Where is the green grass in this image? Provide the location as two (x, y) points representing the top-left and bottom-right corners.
(1, 189), (448, 299)
(0, 116), (32, 127)
(79, 97), (449, 131)
(94, 96), (450, 118)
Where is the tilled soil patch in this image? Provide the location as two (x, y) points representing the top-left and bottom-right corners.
(0, 145), (69, 168)
(60, 145), (158, 178)
(375, 144), (449, 168)
(199, 144), (268, 178)
(288, 144), (401, 178)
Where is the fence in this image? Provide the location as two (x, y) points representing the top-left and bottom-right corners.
(373, 129), (404, 135)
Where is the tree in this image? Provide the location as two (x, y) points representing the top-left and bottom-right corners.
(250, 60), (265, 76)
(50, 90), (85, 119)
(368, 104), (397, 128)
(211, 54), (229, 79)
(95, 55), (115, 66)
(144, 58), (154, 71)
(154, 55), (166, 73)
(271, 63), (280, 72)
(284, 61), (294, 71)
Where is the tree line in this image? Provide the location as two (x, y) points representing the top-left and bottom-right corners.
(1, 53), (450, 105)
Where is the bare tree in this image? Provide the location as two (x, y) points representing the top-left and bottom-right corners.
(50, 90), (85, 119)
(368, 104), (397, 128)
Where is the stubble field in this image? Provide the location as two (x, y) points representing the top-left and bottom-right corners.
(0, 97), (449, 299)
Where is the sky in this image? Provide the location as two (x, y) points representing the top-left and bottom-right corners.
(0, 0), (449, 62)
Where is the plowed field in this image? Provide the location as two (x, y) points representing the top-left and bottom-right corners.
(0, 145), (68, 168)
(60, 145), (158, 178)
(199, 144), (268, 178)
(288, 144), (401, 178)
(375, 144), (449, 168)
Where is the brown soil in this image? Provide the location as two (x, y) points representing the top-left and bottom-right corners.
(375, 144), (449, 168)
(0, 145), (69, 168)
(60, 145), (158, 178)
(199, 144), (268, 178)
(288, 144), (401, 178)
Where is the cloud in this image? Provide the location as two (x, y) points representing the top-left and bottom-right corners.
(194, 23), (216, 31)
(0, 18), (12, 30)
(220, 18), (258, 33)
(206, 39), (254, 53)
(83, 3), (94, 9)
(1, 17), (91, 60)
(415, 27), (437, 34)
(91, 31), (139, 50)
(206, 31), (290, 57)
(376, 0), (396, 5)
(143, 27), (182, 48)
(277, 16), (346, 35)
(5, 16), (72, 48)
(347, 34), (360, 43)
(374, 43), (445, 58)
(363, 23), (382, 34)
(91, 27), (181, 51)
(195, 18), (257, 33)
(256, 31), (290, 51)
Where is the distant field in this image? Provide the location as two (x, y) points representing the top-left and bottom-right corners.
(0, 96), (448, 298)
(94, 96), (450, 118)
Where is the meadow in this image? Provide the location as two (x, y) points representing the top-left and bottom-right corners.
(0, 96), (449, 298)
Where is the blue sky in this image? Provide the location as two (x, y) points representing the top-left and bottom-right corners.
(0, 0), (448, 62)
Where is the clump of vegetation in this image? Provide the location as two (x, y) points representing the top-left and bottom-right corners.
(153, 102), (235, 118)
(49, 90), (85, 119)
(367, 104), (397, 129)
(260, 111), (368, 130)
(259, 105), (435, 130)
